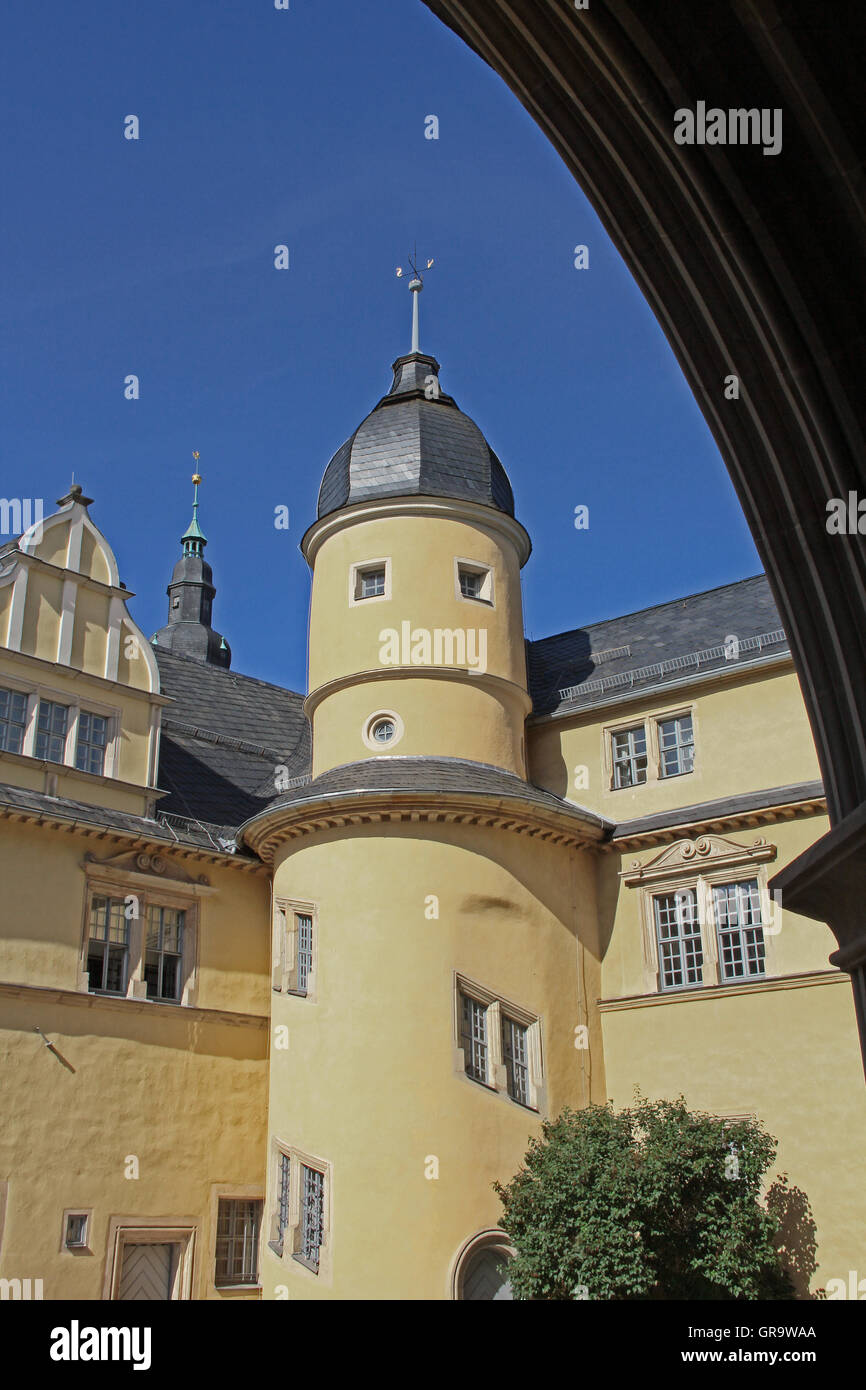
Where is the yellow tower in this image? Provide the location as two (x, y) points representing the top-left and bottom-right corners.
(242, 277), (607, 1299)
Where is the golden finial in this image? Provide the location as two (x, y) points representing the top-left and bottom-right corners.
(192, 451), (202, 486)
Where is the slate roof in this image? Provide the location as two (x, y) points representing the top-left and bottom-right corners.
(527, 574), (789, 716)
(153, 646), (311, 827)
(317, 352), (514, 519)
(241, 755), (609, 835)
(612, 780), (825, 839)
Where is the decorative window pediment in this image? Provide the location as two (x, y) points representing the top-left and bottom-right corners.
(622, 833), (776, 887)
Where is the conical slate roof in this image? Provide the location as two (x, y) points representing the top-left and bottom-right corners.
(317, 352), (515, 519)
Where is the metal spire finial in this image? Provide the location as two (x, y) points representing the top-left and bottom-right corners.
(396, 248), (434, 354)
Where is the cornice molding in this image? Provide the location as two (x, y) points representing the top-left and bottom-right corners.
(0, 978), (267, 1029)
(242, 787), (605, 862)
(0, 802), (265, 872)
(304, 665), (532, 719)
(606, 794), (826, 852)
(0, 643), (172, 706)
(599, 969), (847, 1013)
(301, 495), (532, 568)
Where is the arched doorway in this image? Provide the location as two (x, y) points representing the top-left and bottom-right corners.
(452, 1230), (515, 1300)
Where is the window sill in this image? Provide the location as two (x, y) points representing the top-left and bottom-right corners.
(291, 1253), (320, 1275)
(215, 1283), (261, 1292)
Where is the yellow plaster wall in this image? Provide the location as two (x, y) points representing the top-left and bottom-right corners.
(21, 574), (63, 661)
(311, 675), (528, 777)
(308, 513), (527, 693)
(262, 823), (602, 1300)
(0, 991), (268, 1300)
(528, 666), (822, 817)
(0, 819), (270, 1016)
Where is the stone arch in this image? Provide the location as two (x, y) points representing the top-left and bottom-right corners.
(422, 0), (866, 1067)
(451, 1228), (515, 1300)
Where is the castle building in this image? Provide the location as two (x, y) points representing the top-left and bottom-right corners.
(0, 299), (864, 1300)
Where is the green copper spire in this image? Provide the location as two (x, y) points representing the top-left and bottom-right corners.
(182, 461), (207, 557)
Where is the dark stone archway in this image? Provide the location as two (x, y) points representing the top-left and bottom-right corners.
(422, 0), (866, 1066)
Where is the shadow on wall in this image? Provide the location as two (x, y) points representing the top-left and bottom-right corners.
(766, 1174), (819, 1298)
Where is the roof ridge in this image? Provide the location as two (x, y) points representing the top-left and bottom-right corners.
(530, 573), (770, 649)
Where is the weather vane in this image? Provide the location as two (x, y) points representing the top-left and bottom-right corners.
(396, 246), (434, 354)
(192, 451), (202, 487)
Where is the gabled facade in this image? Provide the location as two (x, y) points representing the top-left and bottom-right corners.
(0, 340), (864, 1302)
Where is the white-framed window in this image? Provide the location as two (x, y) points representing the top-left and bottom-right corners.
(455, 975), (544, 1111)
(0, 686), (27, 753)
(455, 558), (494, 605)
(612, 724), (648, 788)
(86, 896), (131, 995)
(605, 705), (697, 791)
(712, 879), (766, 981)
(658, 713), (695, 777)
(82, 883), (198, 1005)
(349, 557), (391, 605)
(214, 1198), (262, 1288)
(653, 888), (704, 991)
(268, 1142), (331, 1278)
(273, 900), (317, 999)
(625, 839), (778, 995)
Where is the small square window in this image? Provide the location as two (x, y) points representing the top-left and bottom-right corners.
(456, 561), (493, 604)
(65, 1212), (89, 1249)
(357, 566), (385, 599)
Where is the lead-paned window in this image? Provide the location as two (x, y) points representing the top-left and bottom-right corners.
(299, 1165), (325, 1270)
(501, 1016), (530, 1106)
(214, 1198), (262, 1287)
(612, 725), (647, 788)
(145, 905), (185, 1002)
(654, 888), (703, 990)
(76, 710), (108, 776)
(86, 896), (130, 994)
(295, 913), (313, 994)
(35, 699), (68, 763)
(658, 714), (695, 777)
(460, 992), (488, 1084)
(713, 879), (766, 981)
(0, 687), (27, 754)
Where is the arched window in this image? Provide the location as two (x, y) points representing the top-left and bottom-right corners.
(452, 1230), (514, 1301)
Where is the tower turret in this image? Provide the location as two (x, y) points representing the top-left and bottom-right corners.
(151, 469), (232, 668)
(301, 268), (531, 778)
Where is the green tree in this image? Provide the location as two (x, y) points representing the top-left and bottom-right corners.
(493, 1097), (796, 1300)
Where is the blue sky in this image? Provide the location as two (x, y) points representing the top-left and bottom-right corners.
(0, 0), (760, 693)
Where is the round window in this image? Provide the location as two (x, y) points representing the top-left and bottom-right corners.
(362, 710), (404, 751)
